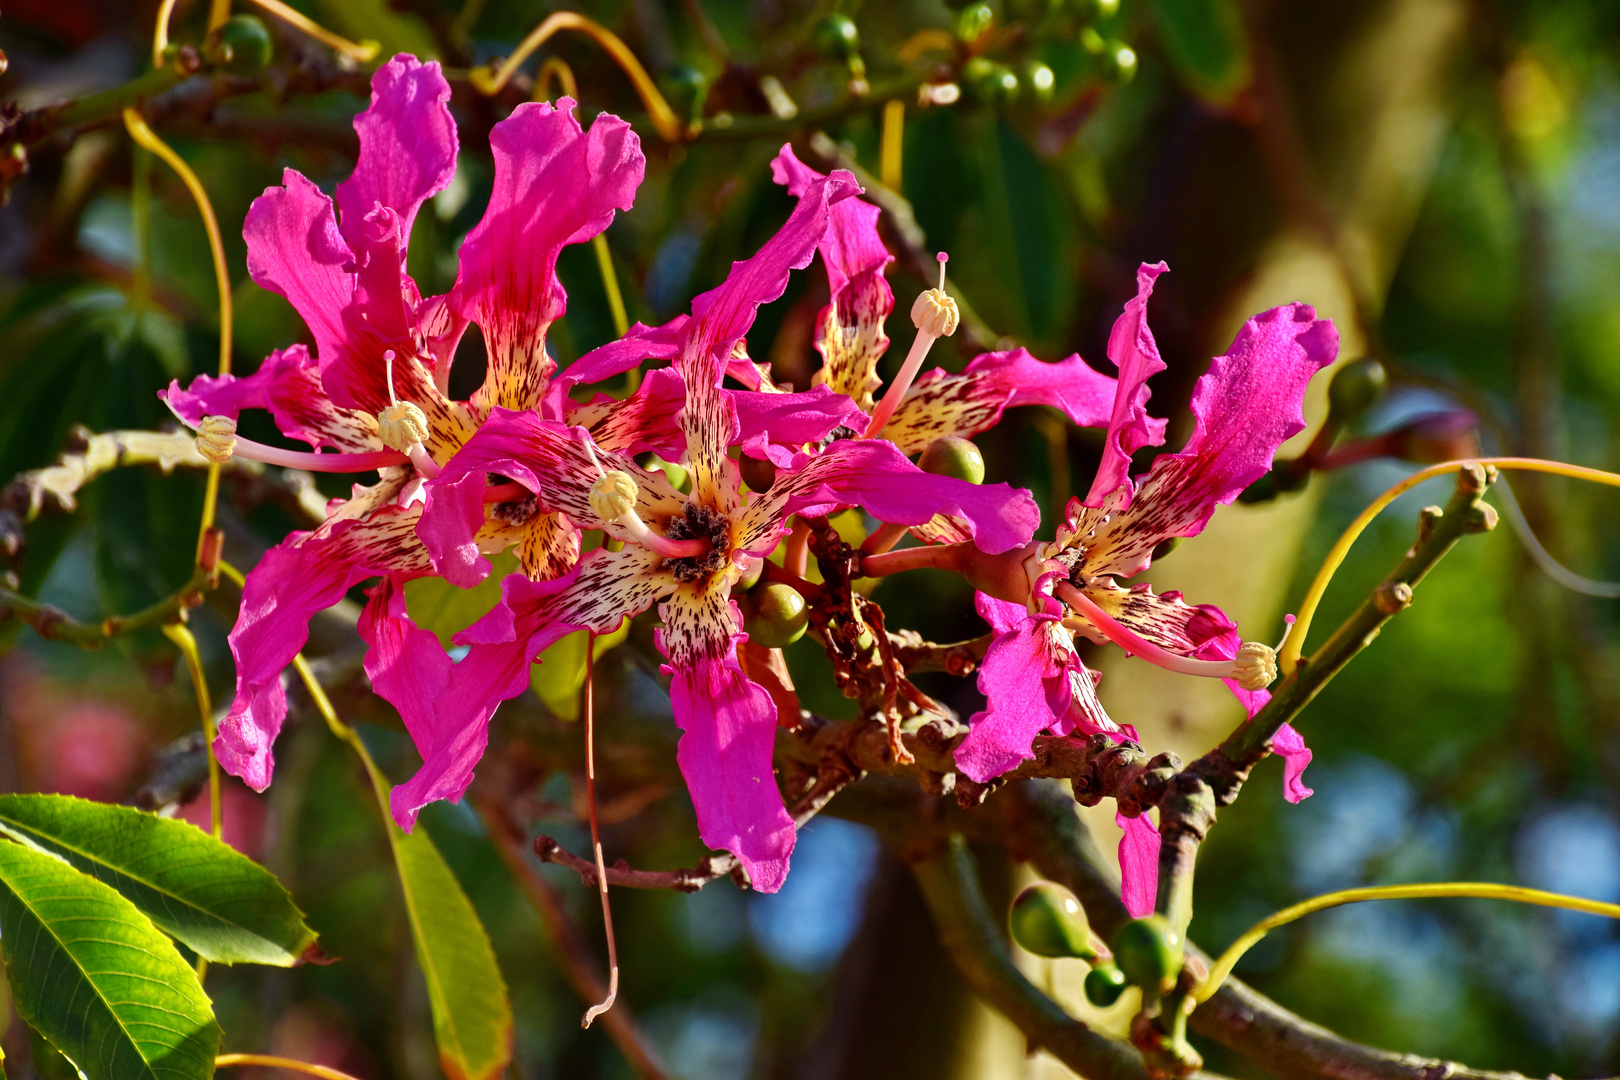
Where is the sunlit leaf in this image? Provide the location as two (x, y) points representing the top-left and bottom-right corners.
(405, 550), (520, 649)
(531, 622), (632, 720)
(0, 794), (317, 966)
(387, 822), (513, 1080)
(0, 840), (220, 1080)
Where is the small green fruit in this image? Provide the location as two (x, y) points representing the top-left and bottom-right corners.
(964, 59), (1019, 106)
(747, 582), (809, 648)
(1022, 61), (1056, 104)
(1009, 882), (1094, 959)
(739, 454), (777, 493)
(1083, 962), (1129, 1007)
(1111, 915), (1183, 991)
(1327, 357), (1388, 425)
(732, 555), (765, 593)
(1104, 41), (1137, 83)
(813, 14), (861, 60)
(205, 14), (273, 75)
(955, 2), (995, 44)
(918, 436), (986, 485)
(659, 63), (707, 112)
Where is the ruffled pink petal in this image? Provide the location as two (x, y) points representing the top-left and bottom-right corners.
(1272, 723), (1315, 804)
(453, 99), (644, 413)
(358, 578), (456, 827)
(1117, 811), (1161, 918)
(736, 439), (1040, 557)
(546, 316), (688, 417)
(772, 144), (893, 410)
(733, 384), (869, 467)
(1085, 262), (1171, 507)
(1083, 303), (1340, 579)
(162, 345), (381, 452)
(676, 169), (860, 499)
(565, 366), (689, 459)
(658, 585), (795, 892)
(955, 596), (1074, 782)
(390, 545), (671, 829)
(220, 527), (379, 790)
(244, 170), (358, 375)
(334, 55), (458, 255)
(882, 347), (1124, 457)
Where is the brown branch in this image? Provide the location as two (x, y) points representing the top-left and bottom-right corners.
(472, 796), (670, 1080)
(888, 630), (993, 676)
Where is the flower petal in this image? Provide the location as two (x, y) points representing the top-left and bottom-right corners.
(390, 545), (671, 829)
(244, 170), (356, 375)
(162, 345), (381, 452)
(955, 596), (1075, 782)
(1084, 302), (1339, 578)
(1117, 811), (1160, 918)
(736, 440), (1040, 557)
(1076, 580), (1235, 658)
(453, 99), (644, 413)
(882, 347), (1121, 457)
(772, 145), (894, 411)
(219, 502), (426, 790)
(676, 167), (860, 501)
(564, 365), (688, 459)
(1084, 262), (1171, 507)
(1272, 723), (1315, 804)
(732, 384), (869, 467)
(359, 576), (455, 819)
(546, 316), (687, 416)
(657, 583), (795, 892)
(333, 55), (458, 254)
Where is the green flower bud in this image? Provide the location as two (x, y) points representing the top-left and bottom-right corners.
(1009, 882), (1095, 959)
(918, 436), (986, 485)
(1326, 358), (1388, 425)
(813, 14), (861, 60)
(1083, 962), (1129, 1007)
(1022, 61), (1056, 104)
(955, 2), (995, 44)
(747, 582), (809, 648)
(1110, 915), (1183, 992)
(205, 15), (273, 75)
(964, 58), (1020, 106)
(1104, 41), (1137, 83)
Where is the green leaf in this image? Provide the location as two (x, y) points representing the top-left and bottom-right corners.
(0, 840), (221, 1080)
(0, 794), (316, 966)
(1147, 0), (1252, 103)
(388, 824), (513, 1080)
(531, 623), (631, 721)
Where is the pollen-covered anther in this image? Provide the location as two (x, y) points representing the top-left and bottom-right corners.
(589, 470), (640, 522)
(911, 288), (959, 338)
(375, 401), (429, 453)
(1232, 641), (1278, 691)
(195, 415), (238, 464)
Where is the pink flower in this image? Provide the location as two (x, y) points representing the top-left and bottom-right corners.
(956, 262), (1336, 911)
(403, 171), (1042, 888)
(160, 56), (655, 791)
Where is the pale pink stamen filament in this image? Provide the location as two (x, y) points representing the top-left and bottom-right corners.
(863, 252), (952, 440)
(225, 436), (407, 473)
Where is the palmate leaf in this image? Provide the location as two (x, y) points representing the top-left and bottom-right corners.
(0, 840), (221, 1080)
(0, 794), (316, 966)
(387, 823), (513, 1080)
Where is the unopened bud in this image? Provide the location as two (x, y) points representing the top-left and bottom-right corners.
(1232, 641), (1278, 691)
(195, 415), (238, 464)
(588, 470), (640, 523)
(911, 288), (959, 338)
(375, 401), (429, 453)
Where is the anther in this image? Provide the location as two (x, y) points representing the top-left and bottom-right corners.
(375, 350), (439, 477)
(587, 469), (708, 560)
(195, 415), (238, 464)
(1231, 641), (1278, 692)
(863, 252), (959, 439)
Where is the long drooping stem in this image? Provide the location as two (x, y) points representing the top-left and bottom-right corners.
(580, 635), (621, 1028)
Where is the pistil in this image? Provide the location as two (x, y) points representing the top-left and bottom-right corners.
(863, 252), (960, 439)
(587, 469), (709, 560)
(1054, 581), (1277, 691)
(192, 415), (407, 473)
